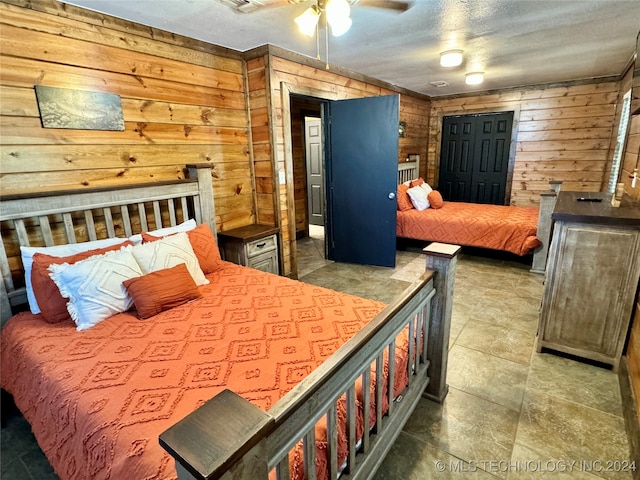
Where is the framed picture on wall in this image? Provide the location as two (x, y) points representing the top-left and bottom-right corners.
(35, 86), (125, 131)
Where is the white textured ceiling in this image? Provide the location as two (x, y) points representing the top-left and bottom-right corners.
(64, 0), (640, 96)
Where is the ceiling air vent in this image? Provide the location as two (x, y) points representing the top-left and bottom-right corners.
(429, 80), (449, 88)
(217, 0), (264, 13)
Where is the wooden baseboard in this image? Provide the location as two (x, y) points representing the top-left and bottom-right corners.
(618, 357), (640, 480)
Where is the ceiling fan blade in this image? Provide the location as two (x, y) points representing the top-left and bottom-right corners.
(352, 0), (412, 11)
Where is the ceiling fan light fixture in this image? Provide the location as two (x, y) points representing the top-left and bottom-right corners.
(330, 15), (352, 36)
(326, 0), (352, 36)
(465, 71), (484, 85)
(440, 50), (463, 67)
(295, 5), (321, 37)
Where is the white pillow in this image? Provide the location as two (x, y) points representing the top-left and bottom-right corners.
(407, 185), (431, 211)
(129, 232), (208, 286)
(128, 218), (196, 245)
(49, 249), (143, 331)
(420, 182), (433, 195)
(21, 237), (127, 315)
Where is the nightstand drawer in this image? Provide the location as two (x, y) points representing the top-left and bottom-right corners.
(246, 234), (277, 258)
(247, 250), (278, 274)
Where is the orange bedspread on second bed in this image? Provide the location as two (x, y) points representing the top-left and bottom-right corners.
(1, 261), (408, 480)
(397, 201), (541, 256)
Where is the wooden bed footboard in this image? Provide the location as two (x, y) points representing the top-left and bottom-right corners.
(160, 243), (461, 480)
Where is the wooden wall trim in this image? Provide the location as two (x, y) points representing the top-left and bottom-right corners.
(6, 0), (244, 60)
(244, 44), (431, 101)
(265, 53), (285, 274)
(433, 75), (621, 102)
(280, 83), (298, 278)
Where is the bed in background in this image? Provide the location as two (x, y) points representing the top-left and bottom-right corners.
(396, 161), (559, 273)
(0, 164), (460, 480)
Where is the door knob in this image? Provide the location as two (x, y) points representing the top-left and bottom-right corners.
(388, 192), (396, 199)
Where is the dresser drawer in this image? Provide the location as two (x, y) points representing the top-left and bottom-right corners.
(246, 234), (277, 258)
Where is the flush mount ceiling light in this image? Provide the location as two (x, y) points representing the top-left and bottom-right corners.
(440, 50), (463, 67)
(465, 72), (484, 85)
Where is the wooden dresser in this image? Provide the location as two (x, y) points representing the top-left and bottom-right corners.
(537, 191), (640, 372)
(217, 224), (280, 275)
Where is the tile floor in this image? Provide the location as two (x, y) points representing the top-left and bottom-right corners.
(297, 227), (632, 480)
(0, 227), (634, 480)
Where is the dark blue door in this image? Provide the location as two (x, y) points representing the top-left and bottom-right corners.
(325, 95), (399, 268)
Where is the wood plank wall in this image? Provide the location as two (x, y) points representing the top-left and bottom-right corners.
(429, 82), (619, 205)
(247, 49), (430, 277)
(0, 0), (254, 234)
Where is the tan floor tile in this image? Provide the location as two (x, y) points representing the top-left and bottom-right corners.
(456, 320), (536, 365)
(471, 288), (541, 335)
(447, 345), (528, 412)
(516, 390), (632, 480)
(527, 352), (623, 417)
(508, 443), (612, 480)
(374, 431), (501, 480)
(402, 388), (520, 477)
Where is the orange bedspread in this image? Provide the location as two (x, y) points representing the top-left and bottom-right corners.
(397, 201), (541, 255)
(1, 261), (407, 480)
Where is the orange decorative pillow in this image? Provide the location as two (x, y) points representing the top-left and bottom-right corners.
(31, 240), (133, 324)
(142, 223), (223, 274)
(428, 190), (444, 209)
(123, 263), (202, 319)
(397, 184), (414, 211)
(409, 177), (424, 188)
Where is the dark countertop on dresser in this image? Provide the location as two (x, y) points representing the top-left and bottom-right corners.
(552, 191), (640, 227)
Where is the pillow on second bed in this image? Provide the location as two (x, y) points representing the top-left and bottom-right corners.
(397, 184), (414, 211)
(407, 185), (429, 210)
(428, 190), (444, 209)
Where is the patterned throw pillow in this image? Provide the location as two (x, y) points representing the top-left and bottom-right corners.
(129, 232), (209, 286)
(49, 248), (143, 331)
(142, 223), (223, 273)
(31, 240), (133, 324)
(20, 237), (127, 314)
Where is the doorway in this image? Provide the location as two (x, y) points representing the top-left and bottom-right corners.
(439, 112), (514, 205)
(284, 85), (399, 277)
(305, 116), (324, 227)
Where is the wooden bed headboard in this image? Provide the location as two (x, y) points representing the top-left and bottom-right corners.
(0, 164), (215, 323)
(398, 160), (419, 184)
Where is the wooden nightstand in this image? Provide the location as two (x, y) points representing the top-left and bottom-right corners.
(217, 225), (280, 275)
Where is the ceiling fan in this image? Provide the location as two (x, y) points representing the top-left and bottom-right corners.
(218, 0), (411, 67)
(218, 0), (412, 15)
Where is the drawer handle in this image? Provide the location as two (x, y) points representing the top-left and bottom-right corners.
(256, 242), (266, 248)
